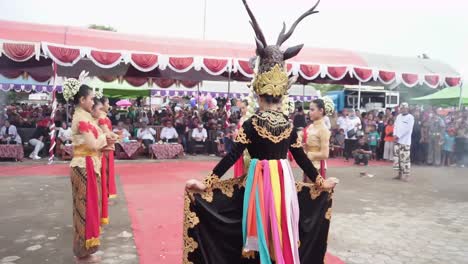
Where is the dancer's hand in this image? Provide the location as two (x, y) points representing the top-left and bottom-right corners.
(185, 179), (207, 192)
(322, 177), (339, 190)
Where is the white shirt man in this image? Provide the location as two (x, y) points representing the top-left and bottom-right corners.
(393, 102), (414, 181)
(113, 122), (131, 140)
(137, 126), (156, 142)
(160, 125), (178, 141)
(0, 121), (21, 144)
(336, 110), (348, 132)
(58, 126), (72, 142)
(192, 126), (207, 142)
(344, 110), (361, 139)
(394, 109), (415, 146)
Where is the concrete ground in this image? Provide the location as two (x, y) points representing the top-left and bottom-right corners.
(1, 157), (467, 264)
(322, 164), (468, 264)
(0, 175), (138, 264)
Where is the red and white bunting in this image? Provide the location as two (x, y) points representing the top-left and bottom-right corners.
(0, 41), (462, 89)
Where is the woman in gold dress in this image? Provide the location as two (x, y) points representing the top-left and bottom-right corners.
(95, 94), (119, 224)
(63, 77), (113, 263)
(299, 98), (334, 182)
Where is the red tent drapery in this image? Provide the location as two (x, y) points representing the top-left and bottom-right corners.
(0, 19), (461, 88)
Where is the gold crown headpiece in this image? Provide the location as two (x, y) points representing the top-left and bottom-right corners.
(252, 64), (289, 97)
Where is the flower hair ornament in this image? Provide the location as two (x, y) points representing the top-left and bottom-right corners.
(94, 87), (103, 99)
(321, 96), (335, 116)
(62, 71), (89, 102)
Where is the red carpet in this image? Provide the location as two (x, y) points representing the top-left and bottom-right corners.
(117, 161), (345, 264)
(0, 160), (350, 263)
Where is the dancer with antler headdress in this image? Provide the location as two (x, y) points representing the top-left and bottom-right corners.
(183, 1), (340, 263)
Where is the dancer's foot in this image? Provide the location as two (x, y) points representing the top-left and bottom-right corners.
(392, 175), (402, 180)
(401, 175), (410, 182)
(75, 255), (101, 263)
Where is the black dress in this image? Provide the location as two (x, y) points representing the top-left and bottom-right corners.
(183, 110), (333, 264)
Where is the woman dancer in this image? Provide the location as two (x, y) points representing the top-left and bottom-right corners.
(95, 94), (119, 224)
(63, 76), (113, 263)
(300, 98), (334, 182)
(183, 1), (338, 263)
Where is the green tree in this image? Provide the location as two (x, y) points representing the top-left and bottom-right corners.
(88, 24), (117, 32)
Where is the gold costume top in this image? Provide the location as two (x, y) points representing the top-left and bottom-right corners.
(298, 118), (331, 169)
(97, 111), (118, 151)
(70, 107), (107, 173)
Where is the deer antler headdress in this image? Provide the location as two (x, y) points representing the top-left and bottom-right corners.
(242, 0), (320, 97)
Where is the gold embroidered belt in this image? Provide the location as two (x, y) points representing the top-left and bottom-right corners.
(74, 145), (98, 157)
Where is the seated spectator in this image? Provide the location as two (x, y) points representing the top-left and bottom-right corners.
(214, 124), (226, 156)
(113, 121), (131, 141)
(189, 124), (208, 154)
(29, 121), (50, 160)
(353, 136), (372, 166)
(0, 119), (21, 144)
(160, 121), (179, 143)
(137, 121), (156, 151)
(332, 128), (345, 157)
(58, 122), (72, 145)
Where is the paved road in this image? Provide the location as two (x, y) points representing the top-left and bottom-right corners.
(1, 159), (467, 264)
(0, 175), (138, 264)
(320, 165), (468, 264)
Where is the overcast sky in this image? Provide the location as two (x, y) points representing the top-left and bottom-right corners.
(1, 0), (467, 78)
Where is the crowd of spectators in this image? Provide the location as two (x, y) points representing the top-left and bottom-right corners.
(310, 106), (468, 167)
(0, 101), (245, 159)
(2, 101), (468, 167)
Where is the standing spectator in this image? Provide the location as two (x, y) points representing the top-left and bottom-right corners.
(383, 119), (395, 161)
(393, 102), (414, 181)
(29, 121), (50, 160)
(427, 113), (445, 166)
(160, 121), (178, 143)
(137, 121), (156, 151)
(419, 120), (430, 165)
(376, 114), (386, 160)
(410, 110), (422, 164)
(344, 109), (361, 161)
(367, 124), (380, 159)
(353, 136), (372, 165)
(385, 107), (393, 121)
(336, 110), (348, 132)
(189, 124), (208, 154)
(442, 128), (456, 166)
(293, 106), (307, 128)
(0, 119), (21, 144)
(175, 116), (188, 151)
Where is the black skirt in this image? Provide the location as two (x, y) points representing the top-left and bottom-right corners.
(183, 177), (333, 264)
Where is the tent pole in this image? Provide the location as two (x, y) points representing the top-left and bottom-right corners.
(357, 81), (362, 111)
(227, 70), (231, 99)
(66, 102), (69, 124)
(302, 84), (305, 108)
(459, 81), (464, 110)
(202, 0), (208, 40)
(197, 83), (200, 108)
